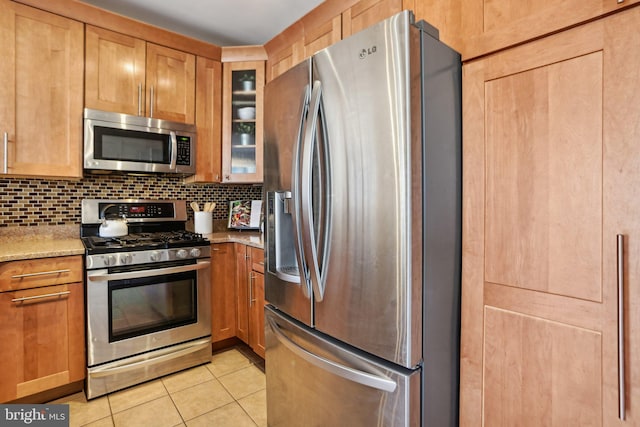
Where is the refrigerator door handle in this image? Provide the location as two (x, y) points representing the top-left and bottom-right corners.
(291, 84), (312, 298)
(268, 316), (397, 392)
(300, 80), (328, 302)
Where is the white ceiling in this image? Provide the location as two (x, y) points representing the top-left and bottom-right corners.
(79, 0), (325, 46)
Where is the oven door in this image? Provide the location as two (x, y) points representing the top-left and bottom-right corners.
(86, 259), (211, 367)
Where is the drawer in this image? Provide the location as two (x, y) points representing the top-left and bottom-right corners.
(251, 247), (264, 273)
(0, 255), (83, 292)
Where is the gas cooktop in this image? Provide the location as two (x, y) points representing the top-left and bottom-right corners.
(82, 231), (208, 254)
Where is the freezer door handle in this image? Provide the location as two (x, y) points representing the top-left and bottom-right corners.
(268, 316), (397, 392)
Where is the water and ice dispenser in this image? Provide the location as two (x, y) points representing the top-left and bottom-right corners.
(267, 191), (300, 283)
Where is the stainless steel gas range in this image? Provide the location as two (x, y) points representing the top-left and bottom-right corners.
(80, 199), (212, 399)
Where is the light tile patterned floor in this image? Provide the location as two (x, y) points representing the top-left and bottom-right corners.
(51, 347), (266, 427)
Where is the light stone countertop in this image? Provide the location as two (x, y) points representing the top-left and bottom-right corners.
(0, 225), (85, 262)
(203, 231), (264, 249)
(0, 225), (264, 263)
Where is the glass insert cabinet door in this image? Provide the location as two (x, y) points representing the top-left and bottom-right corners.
(222, 60), (264, 183)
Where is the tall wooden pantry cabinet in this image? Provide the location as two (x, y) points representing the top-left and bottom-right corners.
(460, 6), (640, 426)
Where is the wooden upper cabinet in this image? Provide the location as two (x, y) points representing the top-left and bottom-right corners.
(267, 40), (304, 83)
(342, 0), (403, 38)
(185, 56), (222, 183)
(461, 7), (640, 425)
(146, 43), (196, 123)
(405, 0), (463, 55)
(460, 0), (640, 60)
(221, 60), (265, 183)
(0, 0), (83, 179)
(85, 25), (146, 116)
(85, 26), (196, 124)
(303, 14), (341, 59)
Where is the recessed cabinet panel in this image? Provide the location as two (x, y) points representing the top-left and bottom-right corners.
(483, 307), (602, 426)
(461, 0), (639, 59)
(342, 0), (403, 38)
(484, 52), (603, 302)
(146, 43), (196, 124)
(85, 25), (146, 116)
(211, 243), (236, 342)
(304, 15), (342, 58)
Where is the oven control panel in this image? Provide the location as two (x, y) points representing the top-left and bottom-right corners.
(86, 246), (211, 270)
(103, 202), (175, 219)
(81, 199), (188, 224)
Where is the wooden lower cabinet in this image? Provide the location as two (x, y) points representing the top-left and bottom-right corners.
(0, 256), (85, 403)
(235, 243), (250, 343)
(460, 7), (640, 426)
(248, 248), (265, 358)
(234, 244), (266, 358)
(211, 243), (237, 342)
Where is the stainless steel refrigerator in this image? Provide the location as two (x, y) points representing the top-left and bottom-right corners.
(263, 10), (461, 426)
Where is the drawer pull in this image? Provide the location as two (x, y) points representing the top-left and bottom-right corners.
(12, 291), (70, 303)
(11, 269), (71, 279)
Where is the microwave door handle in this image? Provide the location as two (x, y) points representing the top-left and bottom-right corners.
(169, 131), (178, 171)
(300, 80), (325, 302)
(291, 84), (311, 298)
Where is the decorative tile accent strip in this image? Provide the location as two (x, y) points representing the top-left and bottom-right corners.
(0, 175), (263, 227)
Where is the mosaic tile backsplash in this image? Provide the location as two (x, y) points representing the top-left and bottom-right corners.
(0, 175), (263, 227)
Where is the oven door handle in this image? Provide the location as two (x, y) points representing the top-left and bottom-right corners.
(87, 261), (210, 282)
(88, 337), (211, 378)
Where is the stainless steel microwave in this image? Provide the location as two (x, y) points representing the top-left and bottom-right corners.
(83, 108), (197, 175)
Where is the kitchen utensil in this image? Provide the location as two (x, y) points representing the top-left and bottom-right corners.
(98, 216), (128, 237)
(190, 202), (200, 212)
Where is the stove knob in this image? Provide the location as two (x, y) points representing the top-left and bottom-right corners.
(120, 254), (132, 265)
(104, 255), (116, 266)
(176, 249), (188, 259)
(150, 251), (161, 262)
(190, 248), (201, 258)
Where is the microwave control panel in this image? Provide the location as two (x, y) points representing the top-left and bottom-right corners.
(176, 136), (192, 166)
